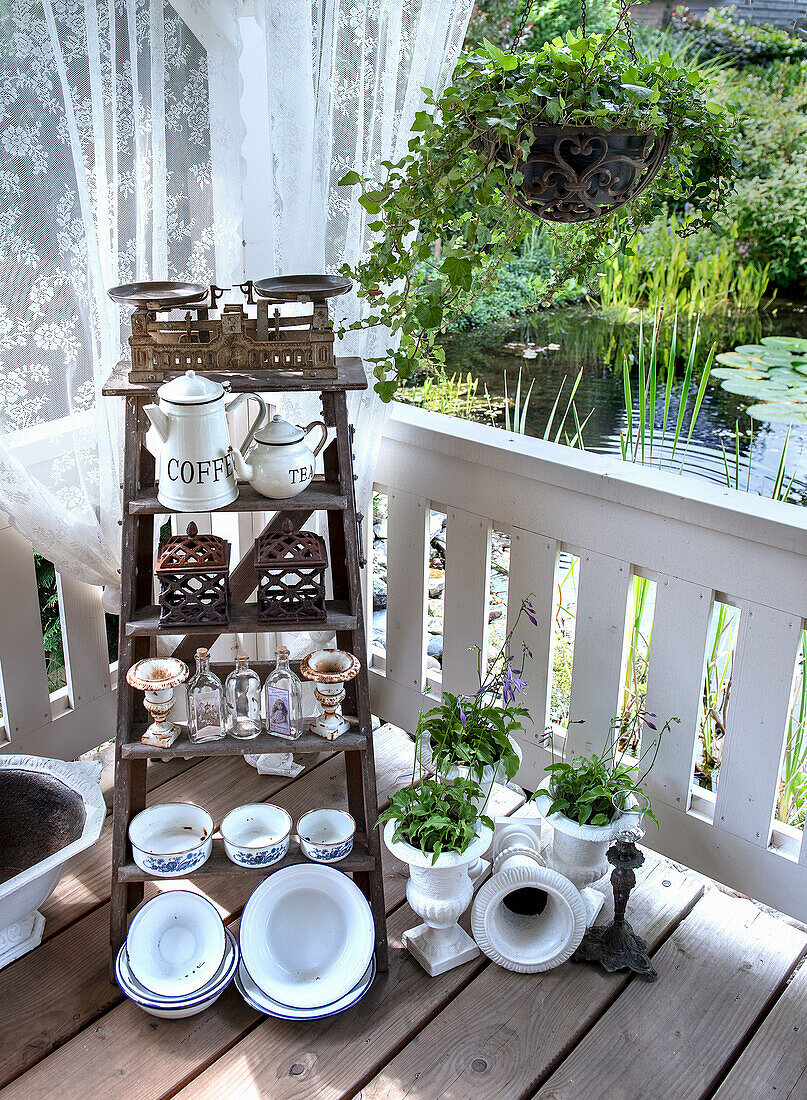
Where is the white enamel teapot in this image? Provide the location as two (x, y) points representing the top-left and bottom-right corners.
(231, 415), (328, 499)
(144, 371), (267, 511)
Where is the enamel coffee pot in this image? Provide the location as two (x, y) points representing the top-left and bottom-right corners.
(144, 371), (268, 511)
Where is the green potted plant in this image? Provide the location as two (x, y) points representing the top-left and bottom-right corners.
(338, 5), (738, 400)
(417, 596), (537, 800)
(533, 709), (678, 894)
(378, 775), (494, 975)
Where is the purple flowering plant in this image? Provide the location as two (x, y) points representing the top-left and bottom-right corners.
(541, 709), (679, 827)
(417, 596), (537, 785)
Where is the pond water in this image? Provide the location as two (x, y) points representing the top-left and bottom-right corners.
(440, 303), (807, 504)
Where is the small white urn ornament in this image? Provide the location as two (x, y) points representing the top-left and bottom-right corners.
(231, 415), (328, 499)
(300, 649), (361, 739)
(383, 820), (492, 977)
(126, 657), (189, 748)
(471, 818), (587, 972)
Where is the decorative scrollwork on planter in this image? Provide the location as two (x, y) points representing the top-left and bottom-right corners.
(496, 126), (673, 223)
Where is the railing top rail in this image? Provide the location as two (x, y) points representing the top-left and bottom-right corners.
(384, 403), (807, 559)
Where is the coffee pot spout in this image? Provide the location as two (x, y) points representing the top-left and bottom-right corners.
(143, 404), (170, 444)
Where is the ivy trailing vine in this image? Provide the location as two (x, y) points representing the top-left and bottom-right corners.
(339, 28), (738, 401)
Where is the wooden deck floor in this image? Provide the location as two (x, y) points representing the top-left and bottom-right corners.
(1, 725), (806, 1100)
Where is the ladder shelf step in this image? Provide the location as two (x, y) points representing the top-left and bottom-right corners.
(126, 600), (356, 636)
(122, 725), (367, 757)
(129, 480), (347, 515)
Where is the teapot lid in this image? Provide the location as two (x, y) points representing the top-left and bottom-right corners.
(253, 414), (305, 446)
(157, 370), (224, 405)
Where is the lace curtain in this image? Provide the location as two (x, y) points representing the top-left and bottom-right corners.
(0, 0), (243, 607)
(0, 0), (472, 604)
(241, 0), (473, 513)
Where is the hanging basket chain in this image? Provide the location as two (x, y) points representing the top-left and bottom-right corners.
(510, 0), (537, 50)
(511, 0), (635, 55)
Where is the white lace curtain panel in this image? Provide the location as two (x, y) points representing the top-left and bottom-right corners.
(0, 0), (472, 606)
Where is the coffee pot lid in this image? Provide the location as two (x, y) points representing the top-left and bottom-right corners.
(253, 414), (305, 446)
(157, 370), (224, 405)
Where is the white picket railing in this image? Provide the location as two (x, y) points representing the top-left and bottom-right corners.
(4, 399), (807, 922)
(370, 402), (807, 922)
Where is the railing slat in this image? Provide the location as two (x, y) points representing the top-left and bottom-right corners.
(384, 489), (429, 698)
(714, 602), (802, 845)
(441, 509), (491, 696)
(507, 527), (558, 737)
(567, 550), (632, 756)
(0, 527), (53, 740)
(57, 574), (112, 708)
(642, 576), (713, 812)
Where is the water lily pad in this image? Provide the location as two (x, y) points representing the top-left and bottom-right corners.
(761, 336), (807, 353)
(734, 344), (771, 355)
(794, 364), (807, 377)
(720, 378), (781, 397)
(766, 368), (806, 384)
(716, 352), (753, 367)
(710, 367), (768, 380)
(746, 403), (807, 424)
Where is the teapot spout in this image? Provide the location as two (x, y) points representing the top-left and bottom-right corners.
(143, 404), (170, 444)
(229, 446), (253, 482)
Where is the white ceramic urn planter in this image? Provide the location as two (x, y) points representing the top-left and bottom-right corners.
(0, 756), (105, 968)
(383, 820), (493, 977)
(471, 818), (587, 973)
(533, 778), (628, 926)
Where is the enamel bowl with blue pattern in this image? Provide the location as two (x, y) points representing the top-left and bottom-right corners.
(297, 808), (355, 864)
(220, 803), (292, 868)
(128, 802), (213, 877)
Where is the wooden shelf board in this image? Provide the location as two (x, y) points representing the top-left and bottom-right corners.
(126, 600), (356, 637)
(103, 356), (367, 396)
(122, 724), (367, 758)
(129, 480), (346, 515)
(117, 836), (376, 881)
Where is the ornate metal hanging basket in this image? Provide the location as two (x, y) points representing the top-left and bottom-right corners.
(498, 125), (673, 223)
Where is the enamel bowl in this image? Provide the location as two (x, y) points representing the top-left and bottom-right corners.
(239, 863), (374, 1009)
(235, 954), (375, 1019)
(220, 804), (292, 868)
(297, 808), (355, 864)
(126, 890), (225, 998)
(115, 929), (238, 1018)
(128, 803), (213, 877)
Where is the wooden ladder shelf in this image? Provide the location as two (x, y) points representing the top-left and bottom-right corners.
(103, 356), (388, 972)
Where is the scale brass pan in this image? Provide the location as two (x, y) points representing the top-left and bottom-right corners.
(107, 281), (209, 309)
(253, 275), (352, 302)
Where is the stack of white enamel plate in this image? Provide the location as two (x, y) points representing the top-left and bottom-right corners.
(115, 891), (238, 1018)
(237, 864), (376, 1019)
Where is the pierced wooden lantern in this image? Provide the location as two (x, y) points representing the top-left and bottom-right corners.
(254, 518), (328, 623)
(155, 521), (231, 626)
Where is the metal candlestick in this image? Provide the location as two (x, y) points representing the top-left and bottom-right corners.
(571, 791), (658, 982)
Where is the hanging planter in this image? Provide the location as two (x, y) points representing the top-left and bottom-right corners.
(490, 125), (673, 223)
(338, 0), (739, 400)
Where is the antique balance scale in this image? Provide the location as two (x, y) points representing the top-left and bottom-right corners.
(103, 276), (388, 971)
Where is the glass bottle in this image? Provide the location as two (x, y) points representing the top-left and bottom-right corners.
(186, 647), (226, 743)
(224, 652), (262, 740)
(263, 646), (302, 740)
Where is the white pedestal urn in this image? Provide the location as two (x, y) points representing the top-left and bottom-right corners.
(300, 649), (361, 740)
(533, 778), (618, 926)
(383, 820), (493, 977)
(126, 657), (189, 749)
(441, 737), (523, 885)
(471, 818), (587, 973)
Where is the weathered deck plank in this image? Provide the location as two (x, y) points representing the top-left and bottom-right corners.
(0, 726), (416, 1089)
(359, 860), (702, 1100)
(713, 958), (807, 1099)
(534, 890), (807, 1100)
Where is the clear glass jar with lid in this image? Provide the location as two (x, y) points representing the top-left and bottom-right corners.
(263, 646), (302, 740)
(224, 652), (262, 739)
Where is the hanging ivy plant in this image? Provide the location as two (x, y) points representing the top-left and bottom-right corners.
(338, 15), (738, 401)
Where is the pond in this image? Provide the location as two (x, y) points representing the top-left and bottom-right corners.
(440, 303), (807, 504)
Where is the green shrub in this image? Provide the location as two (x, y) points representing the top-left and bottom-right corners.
(668, 5), (807, 67)
(733, 154), (807, 289)
(715, 61), (807, 179)
(464, 0), (617, 50)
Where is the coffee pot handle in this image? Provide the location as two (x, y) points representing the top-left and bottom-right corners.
(227, 393), (268, 453)
(303, 421), (328, 457)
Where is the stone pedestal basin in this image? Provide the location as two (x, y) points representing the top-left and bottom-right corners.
(0, 755), (105, 968)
